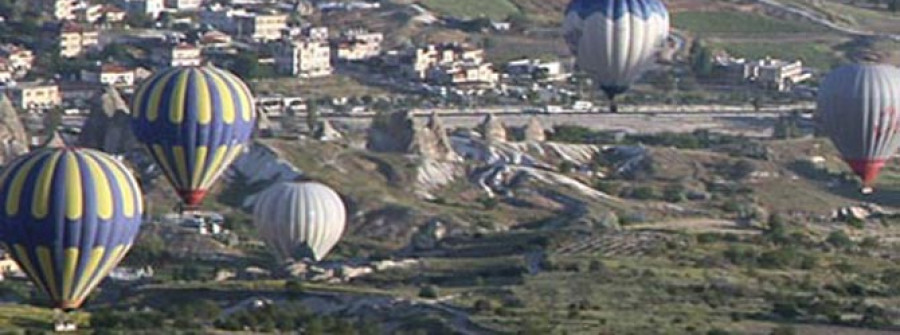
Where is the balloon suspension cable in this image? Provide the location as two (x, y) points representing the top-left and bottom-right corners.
(605, 91), (619, 114)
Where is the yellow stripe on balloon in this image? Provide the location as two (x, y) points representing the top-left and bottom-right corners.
(203, 144), (244, 190)
(194, 71), (212, 125)
(84, 154), (113, 220)
(89, 152), (135, 218)
(31, 150), (61, 219)
(36, 246), (60, 301)
(172, 146), (189, 189)
(80, 245), (125, 302)
(61, 248), (78, 300)
(146, 70), (181, 122)
(209, 71), (235, 124)
(152, 144), (179, 188)
(6, 151), (50, 216)
(13, 244), (49, 298)
(235, 77), (254, 122)
(64, 152), (83, 220)
(200, 145), (229, 189)
(72, 247), (104, 301)
(169, 70), (190, 124)
(191, 146), (208, 189)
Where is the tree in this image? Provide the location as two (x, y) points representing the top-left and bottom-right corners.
(231, 53), (260, 79)
(418, 285), (439, 299)
(690, 39), (714, 77)
(306, 100), (319, 133)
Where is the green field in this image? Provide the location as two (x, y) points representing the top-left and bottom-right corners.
(673, 11), (829, 35)
(418, 0), (521, 20)
(712, 41), (841, 69)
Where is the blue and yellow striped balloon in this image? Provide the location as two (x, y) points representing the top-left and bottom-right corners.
(0, 147), (143, 310)
(131, 65), (256, 206)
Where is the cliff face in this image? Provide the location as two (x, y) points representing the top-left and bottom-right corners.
(78, 86), (141, 155)
(0, 93), (29, 165)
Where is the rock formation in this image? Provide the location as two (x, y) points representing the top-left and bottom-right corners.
(256, 109), (275, 138)
(314, 119), (343, 141)
(78, 86), (140, 155)
(41, 131), (66, 148)
(367, 110), (458, 161)
(0, 93), (28, 164)
(478, 113), (507, 142)
(523, 116), (546, 142)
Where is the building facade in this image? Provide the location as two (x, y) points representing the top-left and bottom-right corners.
(334, 29), (382, 61)
(5, 83), (62, 110)
(165, 0), (202, 10)
(153, 43), (203, 67)
(59, 22), (100, 58)
(274, 39), (333, 78)
(81, 64), (135, 87)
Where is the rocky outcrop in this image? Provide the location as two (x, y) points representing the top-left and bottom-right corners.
(410, 219), (448, 250)
(366, 110), (458, 161)
(0, 93), (28, 164)
(78, 86), (140, 155)
(314, 119), (343, 141)
(478, 113), (507, 143)
(523, 117), (546, 142)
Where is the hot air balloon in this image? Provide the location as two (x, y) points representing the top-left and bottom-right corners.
(817, 63), (900, 194)
(253, 182), (347, 262)
(563, 0), (670, 112)
(131, 65), (255, 211)
(0, 147), (143, 311)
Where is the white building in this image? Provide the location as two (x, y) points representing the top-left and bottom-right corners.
(81, 64), (135, 87)
(153, 43), (202, 67)
(274, 39), (332, 78)
(165, 0), (202, 10)
(58, 22), (100, 58)
(404, 43), (485, 80)
(4, 82), (62, 111)
(200, 6), (288, 42)
(33, 0), (77, 21)
(505, 59), (566, 81)
(0, 63), (12, 83)
(427, 62), (499, 87)
(334, 29), (382, 61)
(714, 55), (811, 92)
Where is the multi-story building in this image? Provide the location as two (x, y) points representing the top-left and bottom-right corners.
(165, 0), (202, 10)
(119, 0), (164, 19)
(333, 29), (382, 61)
(81, 64), (135, 87)
(201, 7), (288, 42)
(305, 26), (329, 41)
(153, 43), (203, 67)
(0, 44), (34, 77)
(404, 43), (485, 80)
(427, 62), (499, 87)
(714, 55), (811, 92)
(33, 0), (77, 21)
(58, 22), (100, 58)
(235, 10), (288, 42)
(4, 82), (62, 111)
(274, 39), (332, 78)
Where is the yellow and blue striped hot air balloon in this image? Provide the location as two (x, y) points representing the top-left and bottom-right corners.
(0, 147), (143, 311)
(131, 65), (256, 207)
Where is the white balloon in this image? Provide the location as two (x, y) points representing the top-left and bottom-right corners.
(253, 181), (347, 262)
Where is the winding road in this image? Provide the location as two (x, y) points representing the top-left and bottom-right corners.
(754, 0), (900, 41)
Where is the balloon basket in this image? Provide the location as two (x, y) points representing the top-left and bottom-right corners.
(52, 310), (77, 332)
(861, 187), (874, 195)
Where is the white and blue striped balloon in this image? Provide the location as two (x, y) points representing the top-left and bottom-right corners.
(563, 0), (669, 100)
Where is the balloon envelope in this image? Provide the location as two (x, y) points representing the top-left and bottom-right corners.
(817, 63), (900, 188)
(0, 148), (143, 310)
(131, 65), (256, 206)
(253, 182), (346, 262)
(563, 0), (670, 99)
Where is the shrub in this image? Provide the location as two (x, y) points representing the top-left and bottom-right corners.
(826, 230), (853, 249)
(419, 285), (439, 299)
(632, 186), (655, 200)
(769, 325), (797, 335)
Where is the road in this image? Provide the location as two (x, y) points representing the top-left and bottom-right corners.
(331, 112), (778, 136)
